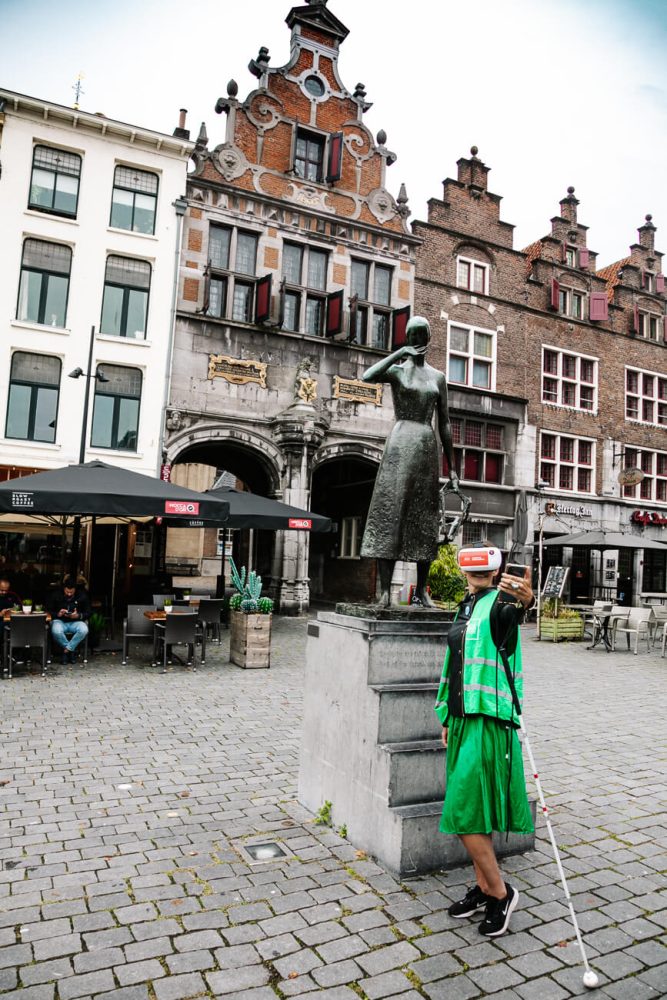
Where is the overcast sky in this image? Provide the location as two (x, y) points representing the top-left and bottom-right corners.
(3, 0), (666, 266)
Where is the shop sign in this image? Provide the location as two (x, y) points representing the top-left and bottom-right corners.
(545, 501), (593, 518)
(332, 376), (383, 406)
(631, 509), (667, 526)
(208, 354), (267, 388)
(11, 491), (34, 508)
(288, 518), (312, 530)
(160, 463), (172, 482)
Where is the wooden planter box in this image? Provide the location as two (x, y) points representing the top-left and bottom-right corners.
(539, 616), (584, 642)
(230, 611), (272, 668)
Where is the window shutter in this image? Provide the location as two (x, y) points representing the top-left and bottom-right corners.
(392, 306), (410, 349)
(589, 292), (608, 322)
(663, 316), (667, 344)
(325, 288), (344, 337)
(550, 278), (560, 310)
(254, 273), (272, 324)
(201, 261), (211, 314)
(632, 304), (640, 335)
(657, 273), (665, 294)
(326, 132), (343, 184)
(641, 270), (647, 288)
(579, 248), (589, 269)
(561, 243), (567, 263)
(348, 293), (358, 341)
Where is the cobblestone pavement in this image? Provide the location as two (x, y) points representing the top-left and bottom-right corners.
(0, 616), (665, 999)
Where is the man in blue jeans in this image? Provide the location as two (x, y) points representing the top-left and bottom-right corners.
(48, 576), (90, 664)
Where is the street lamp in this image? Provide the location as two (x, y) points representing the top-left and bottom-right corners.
(67, 325), (107, 572)
(535, 480), (551, 641)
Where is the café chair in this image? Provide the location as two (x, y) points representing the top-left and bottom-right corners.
(197, 598), (225, 651)
(153, 612), (198, 674)
(611, 608), (654, 654)
(122, 604), (157, 664)
(5, 613), (49, 679)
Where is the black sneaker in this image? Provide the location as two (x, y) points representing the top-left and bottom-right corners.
(478, 883), (519, 937)
(62, 650), (72, 665)
(448, 884), (491, 918)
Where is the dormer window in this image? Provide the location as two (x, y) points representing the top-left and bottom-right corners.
(565, 246), (577, 268)
(456, 256), (489, 295)
(294, 130), (325, 182)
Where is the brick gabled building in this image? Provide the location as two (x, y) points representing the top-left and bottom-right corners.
(415, 149), (667, 603)
(165, 0), (419, 610)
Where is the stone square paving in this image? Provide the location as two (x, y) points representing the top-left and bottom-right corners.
(0, 615), (665, 999)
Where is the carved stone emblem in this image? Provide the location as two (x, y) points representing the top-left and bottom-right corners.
(208, 354), (268, 388)
(294, 357), (318, 403)
(333, 376), (383, 406)
(214, 144), (249, 181)
(367, 188), (396, 224)
(286, 183), (335, 214)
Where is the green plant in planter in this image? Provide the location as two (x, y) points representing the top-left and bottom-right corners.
(163, 598), (173, 607)
(541, 598), (581, 620)
(87, 611), (106, 649)
(229, 557), (272, 614)
(22, 598), (33, 607)
(428, 544), (466, 605)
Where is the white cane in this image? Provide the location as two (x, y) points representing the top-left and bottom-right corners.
(499, 649), (600, 990)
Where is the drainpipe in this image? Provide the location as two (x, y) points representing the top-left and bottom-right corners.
(157, 195), (188, 474)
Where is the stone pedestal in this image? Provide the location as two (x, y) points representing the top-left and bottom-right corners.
(298, 609), (535, 877)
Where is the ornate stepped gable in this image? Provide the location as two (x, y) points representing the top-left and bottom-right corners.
(190, 0), (409, 235)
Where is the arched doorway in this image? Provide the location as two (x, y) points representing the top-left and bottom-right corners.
(310, 453), (379, 605)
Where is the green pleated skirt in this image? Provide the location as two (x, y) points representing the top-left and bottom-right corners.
(440, 715), (534, 835)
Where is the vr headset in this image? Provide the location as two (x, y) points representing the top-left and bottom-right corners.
(457, 546), (502, 573)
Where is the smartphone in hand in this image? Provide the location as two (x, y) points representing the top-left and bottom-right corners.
(498, 563), (528, 603)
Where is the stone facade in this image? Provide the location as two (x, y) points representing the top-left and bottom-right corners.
(415, 149), (667, 603)
(165, 0), (419, 612)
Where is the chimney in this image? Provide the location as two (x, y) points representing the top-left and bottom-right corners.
(638, 214), (656, 253)
(559, 186), (579, 224)
(173, 108), (190, 140)
(456, 147), (489, 193)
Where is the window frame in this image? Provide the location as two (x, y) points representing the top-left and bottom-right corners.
(623, 447), (667, 504)
(5, 351), (61, 444)
(90, 364), (142, 453)
(16, 238), (72, 329)
(339, 516), (362, 559)
(281, 241), (329, 337)
(455, 255), (489, 295)
(350, 258), (393, 350)
(28, 144), (82, 219)
(109, 164), (159, 235)
(558, 284), (586, 319)
(638, 310), (661, 342)
(444, 417), (506, 486)
(625, 366), (667, 427)
(205, 225), (259, 323)
(293, 128), (326, 183)
(541, 345), (598, 414)
(539, 431), (596, 496)
(100, 256), (152, 340)
(447, 321), (497, 391)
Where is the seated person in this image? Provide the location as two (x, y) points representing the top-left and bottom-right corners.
(0, 577), (21, 613)
(48, 575), (90, 664)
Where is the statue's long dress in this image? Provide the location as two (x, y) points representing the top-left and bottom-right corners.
(361, 364), (440, 562)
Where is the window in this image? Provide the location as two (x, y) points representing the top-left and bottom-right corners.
(110, 166), (159, 235)
(339, 516), (362, 559)
(100, 256), (151, 339)
(6, 352), (61, 443)
(456, 256), (489, 294)
(282, 243), (328, 336)
(350, 260), (392, 349)
(626, 367), (667, 426)
(91, 364), (142, 452)
(540, 432), (595, 494)
(17, 239), (71, 328)
(558, 285), (585, 319)
(542, 347), (597, 412)
(462, 521), (507, 549)
(623, 448), (667, 503)
(206, 226), (258, 323)
(447, 323), (495, 390)
(638, 311), (661, 341)
(29, 145), (81, 218)
(564, 246), (577, 268)
(443, 418), (505, 485)
(294, 130), (325, 182)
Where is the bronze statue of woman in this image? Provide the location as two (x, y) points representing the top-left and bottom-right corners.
(360, 316), (459, 606)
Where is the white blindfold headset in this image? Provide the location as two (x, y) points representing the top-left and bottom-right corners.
(457, 546), (502, 573)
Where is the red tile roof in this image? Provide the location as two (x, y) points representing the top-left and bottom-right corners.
(597, 257), (630, 303)
(522, 240), (543, 278)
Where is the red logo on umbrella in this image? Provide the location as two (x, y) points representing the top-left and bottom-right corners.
(165, 501), (200, 515)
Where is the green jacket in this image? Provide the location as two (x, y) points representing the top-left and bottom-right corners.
(434, 590), (523, 727)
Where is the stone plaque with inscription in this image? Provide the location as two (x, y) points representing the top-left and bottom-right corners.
(333, 376), (383, 406)
(208, 355), (267, 388)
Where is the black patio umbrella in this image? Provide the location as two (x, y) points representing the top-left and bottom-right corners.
(544, 529), (667, 551)
(206, 486), (331, 531)
(0, 460), (230, 522)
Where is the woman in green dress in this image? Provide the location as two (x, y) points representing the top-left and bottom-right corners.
(434, 547), (535, 937)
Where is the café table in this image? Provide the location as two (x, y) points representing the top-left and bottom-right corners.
(586, 605), (614, 652)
